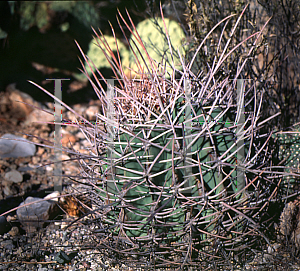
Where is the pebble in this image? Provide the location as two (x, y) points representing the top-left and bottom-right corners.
(16, 196), (56, 233)
(0, 133), (36, 158)
(85, 105), (99, 121)
(4, 169), (23, 183)
(8, 226), (19, 237)
(61, 133), (76, 147)
(2, 185), (14, 197)
(44, 191), (60, 202)
(6, 83), (38, 120)
(1, 239), (14, 250)
(24, 107), (55, 125)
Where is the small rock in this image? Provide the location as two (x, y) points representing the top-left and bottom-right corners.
(0, 133), (36, 158)
(61, 154), (70, 160)
(6, 83), (39, 120)
(45, 165), (53, 172)
(18, 166), (35, 172)
(77, 148), (89, 155)
(31, 156), (40, 164)
(36, 147), (45, 156)
(2, 185), (14, 197)
(6, 215), (14, 222)
(16, 196), (56, 233)
(76, 131), (86, 139)
(61, 133), (76, 147)
(82, 261), (91, 268)
(24, 107), (54, 125)
(54, 250), (71, 264)
(8, 226), (19, 237)
(81, 139), (91, 148)
(73, 143), (81, 151)
(4, 169), (23, 183)
(86, 105), (99, 121)
(44, 191), (60, 202)
(1, 239), (14, 250)
(267, 243), (281, 254)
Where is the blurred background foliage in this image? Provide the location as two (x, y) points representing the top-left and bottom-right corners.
(0, 0), (153, 104)
(0, 0), (299, 130)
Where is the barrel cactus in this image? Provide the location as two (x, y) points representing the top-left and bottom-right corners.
(30, 5), (289, 270)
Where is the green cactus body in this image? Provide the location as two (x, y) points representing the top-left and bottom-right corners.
(100, 82), (245, 242)
(186, 104), (241, 236)
(106, 117), (183, 239)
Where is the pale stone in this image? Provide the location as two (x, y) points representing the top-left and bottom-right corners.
(4, 169), (23, 183)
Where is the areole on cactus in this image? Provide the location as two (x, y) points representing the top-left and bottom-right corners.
(29, 3), (286, 269)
